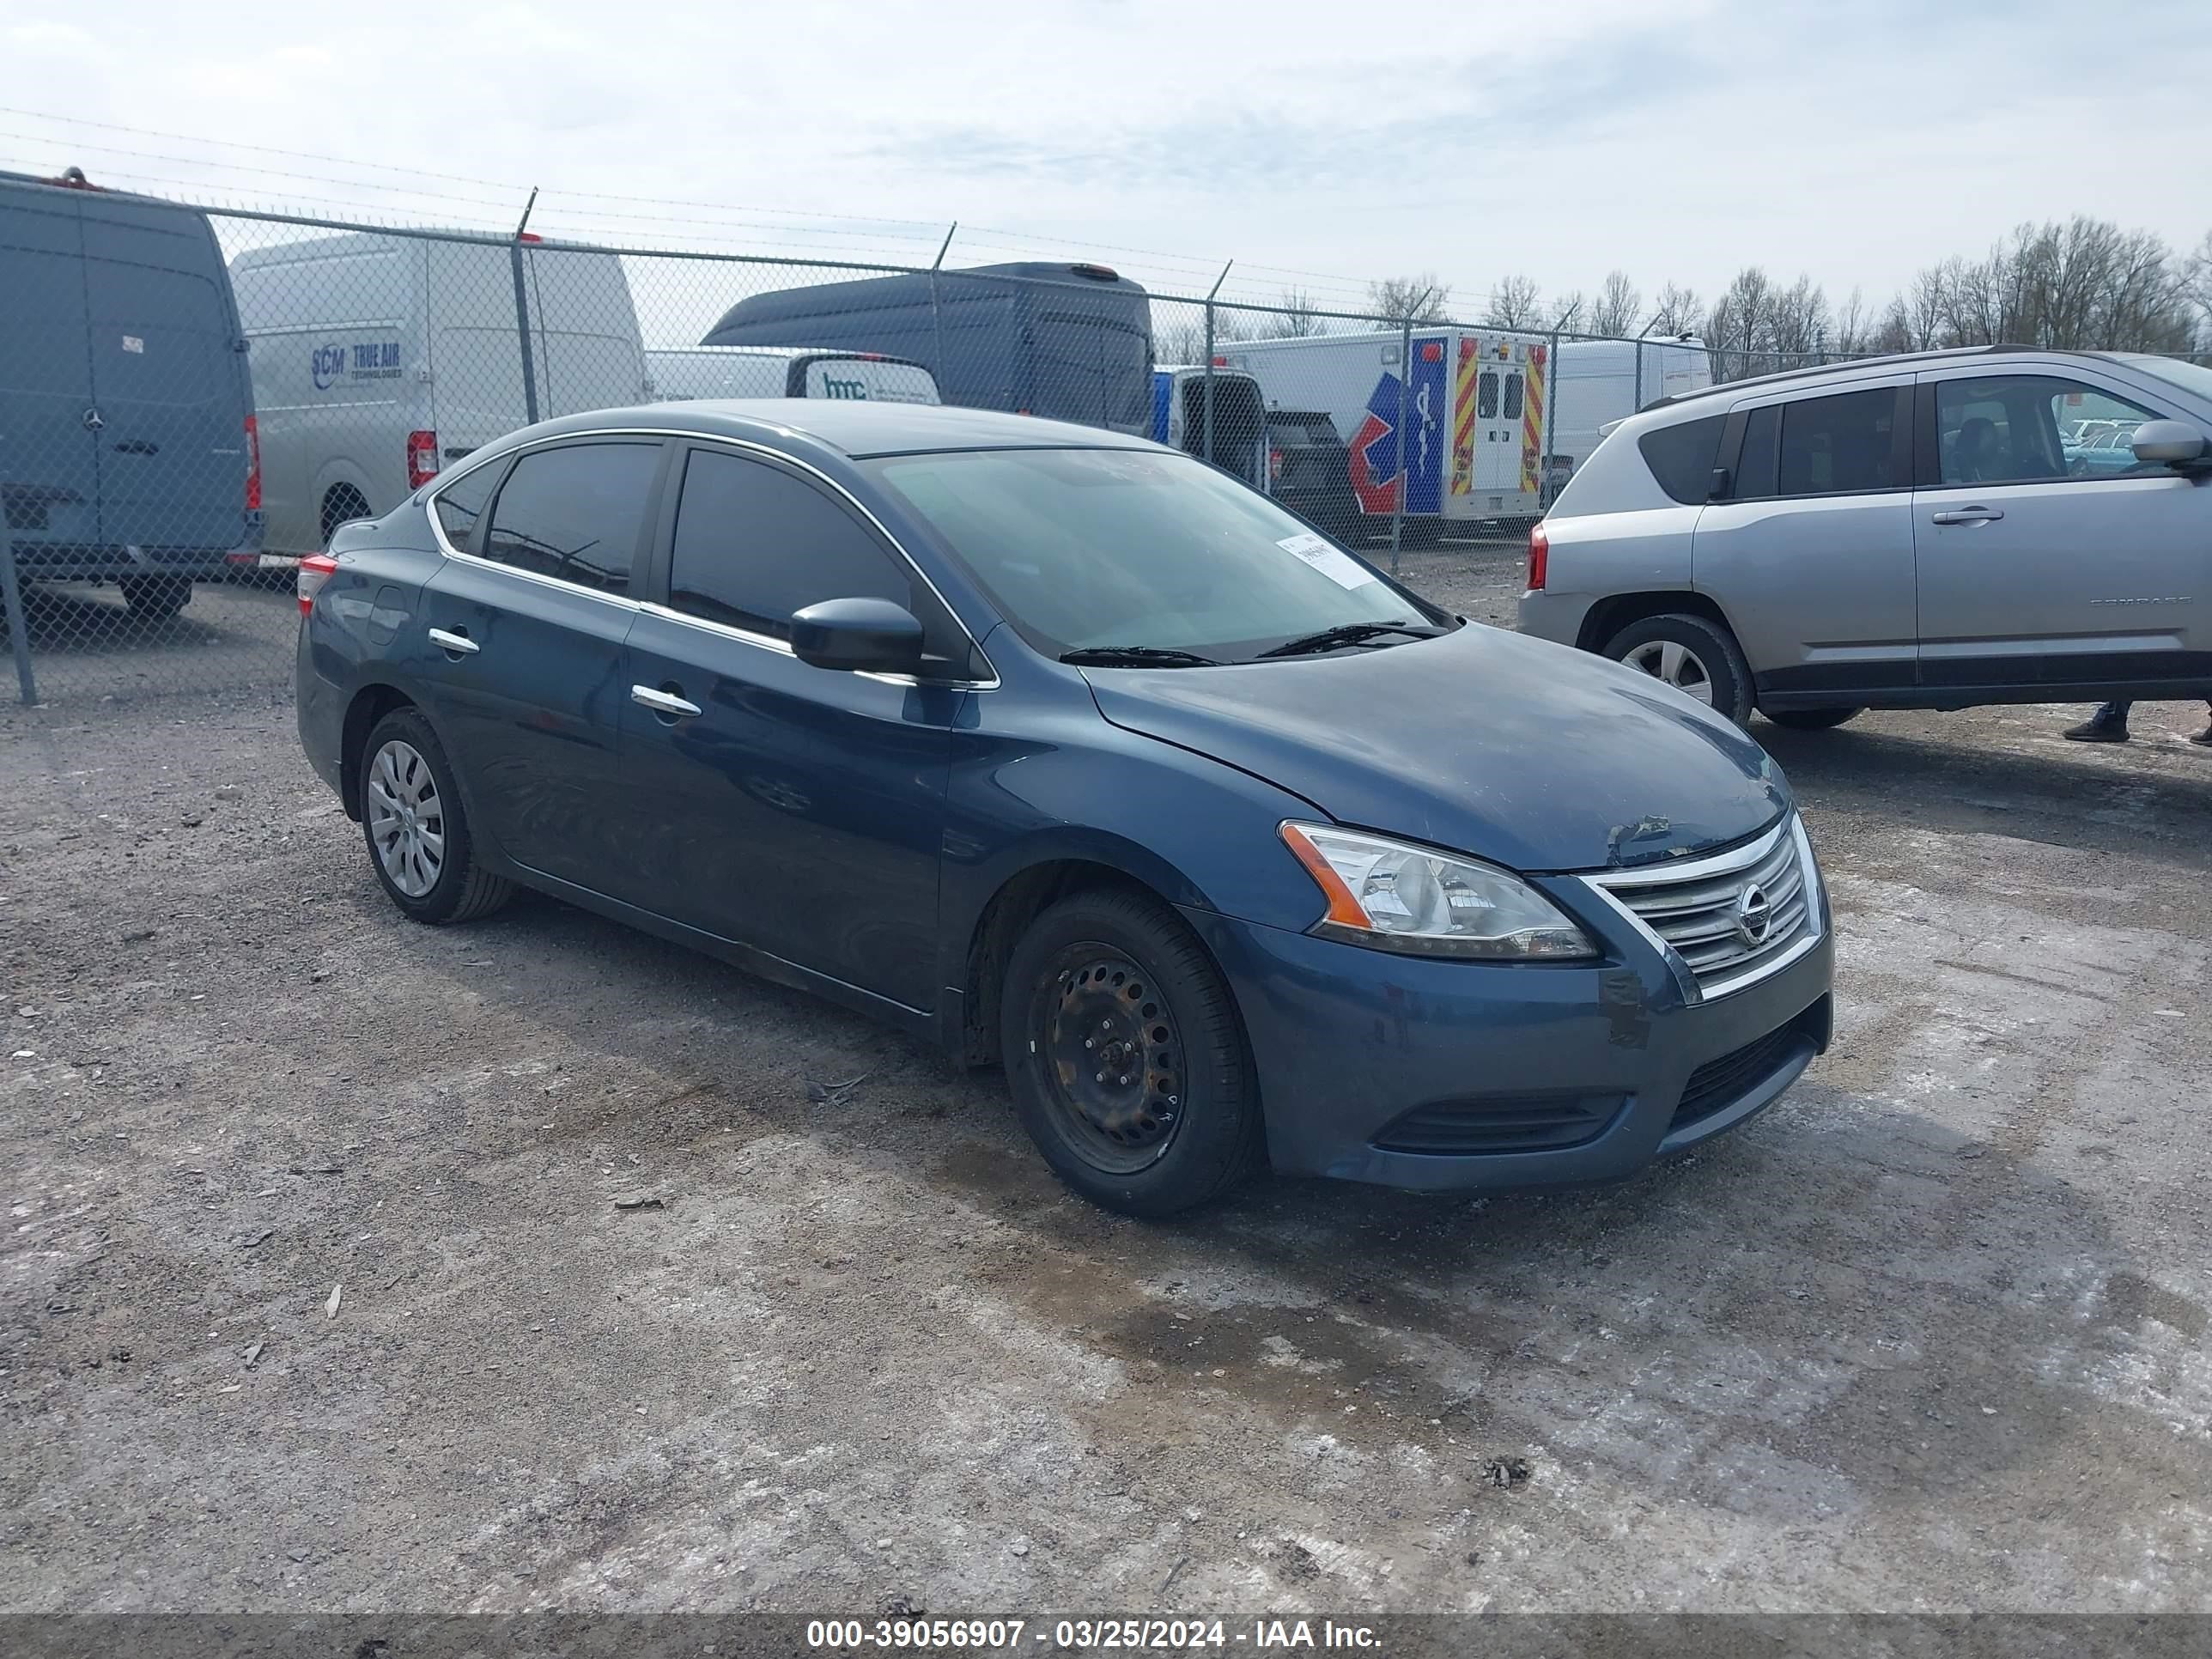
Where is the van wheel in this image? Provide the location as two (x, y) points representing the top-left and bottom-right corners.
(358, 708), (514, 925)
(1000, 889), (1264, 1218)
(321, 484), (373, 545)
(118, 575), (192, 619)
(1763, 706), (1863, 731)
(1603, 613), (1753, 725)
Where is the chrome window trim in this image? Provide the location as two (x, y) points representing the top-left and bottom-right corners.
(1577, 814), (1826, 1004)
(422, 423), (1000, 688)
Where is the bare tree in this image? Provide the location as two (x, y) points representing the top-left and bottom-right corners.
(1831, 287), (1873, 357)
(1591, 270), (1642, 337)
(1152, 304), (1264, 364)
(1274, 286), (1326, 337)
(1547, 291), (1589, 332)
(2185, 230), (2212, 343)
(1366, 272), (1452, 325)
(1644, 282), (1702, 337)
(1479, 274), (1543, 329)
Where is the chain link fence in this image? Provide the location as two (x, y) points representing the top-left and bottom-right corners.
(4, 172), (2206, 708)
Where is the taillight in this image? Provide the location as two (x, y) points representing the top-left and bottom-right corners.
(297, 553), (338, 617)
(1268, 447), (1284, 481)
(1526, 522), (1549, 592)
(243, 415), (262, 511)
(407, 430), (439, 489)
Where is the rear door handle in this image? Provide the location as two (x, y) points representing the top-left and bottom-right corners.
(631, 684), (702, 718)
(427, 627), (480, 656)
(1929, 507), (2002, 525)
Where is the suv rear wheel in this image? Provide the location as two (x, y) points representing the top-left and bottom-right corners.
(1601, 613), (1753, 725)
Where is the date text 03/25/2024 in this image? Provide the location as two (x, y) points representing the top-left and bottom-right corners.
(805, 1617), (1385, 1650)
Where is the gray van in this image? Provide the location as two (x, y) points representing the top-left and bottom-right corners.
(1, 169), (260, 617)
(1520, 346), (2212, 726)
(702, 262), (1154, 434)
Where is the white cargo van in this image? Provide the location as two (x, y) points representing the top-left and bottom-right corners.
(646, 345), (939, 404)
(228, 230), (650, 561)
(1546, 337), (1709, 491)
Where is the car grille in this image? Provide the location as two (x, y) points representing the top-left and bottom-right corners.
(1371, 1094), (1624, 1156)
(1583, 818), (1818, 999)
(1670, 1012), (1818, 1133)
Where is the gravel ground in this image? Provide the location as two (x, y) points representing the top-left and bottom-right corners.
(4, 542), (2209, 1616)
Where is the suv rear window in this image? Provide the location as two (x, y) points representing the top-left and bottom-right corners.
(1638, 415), (1725, 504)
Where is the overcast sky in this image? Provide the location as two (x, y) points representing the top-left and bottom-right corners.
(5, 0), (2209, 321)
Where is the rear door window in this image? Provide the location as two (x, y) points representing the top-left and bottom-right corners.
(1502, 371), (1523, 421)
(433, 464), (502, 552)
(1637, 415), (1726, 504)
(480, 441), (659, 595)
(1476, 371), (1499, 419)
(1775, 388), (1900, 495)
(666, 447), (915, 640)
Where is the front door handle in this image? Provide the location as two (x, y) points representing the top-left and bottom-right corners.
(1929, 507), (2003, 525)
(428, 627), (480, 656)
(631, 684), (702, 719)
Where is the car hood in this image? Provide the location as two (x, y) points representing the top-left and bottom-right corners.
(1083, 624), (1789, 873)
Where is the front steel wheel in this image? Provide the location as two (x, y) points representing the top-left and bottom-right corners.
(1033, 945), (1189, 1176)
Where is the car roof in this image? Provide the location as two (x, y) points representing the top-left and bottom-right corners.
(1643, 343), (2128, 411)
(518, 399), (1158, 459)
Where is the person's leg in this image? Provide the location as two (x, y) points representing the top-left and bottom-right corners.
(2063, 701), (2132, 742)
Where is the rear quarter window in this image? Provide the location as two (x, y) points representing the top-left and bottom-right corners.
(1637, 415), (1725, 504)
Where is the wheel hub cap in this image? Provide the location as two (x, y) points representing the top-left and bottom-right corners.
(366, 739), (446, 899)
(1042, 951), (1182, 1156)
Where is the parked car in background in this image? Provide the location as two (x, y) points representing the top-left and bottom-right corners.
(702, 261), (1154, 434)
(1521, 346), (2212, 728)
(229, 229), (650, 569)
(1, 167), (260, 617)
(1261, 409), (1357, 535)
(296, 400), (1832, 1216)
(647, 345), (939, 404)
(1150, 365), (1267, 486)
(2066, 422), (2145, 477)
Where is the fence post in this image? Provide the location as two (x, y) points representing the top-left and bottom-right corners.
(928, 222), (957, 389)
(0, 514), (37, 707)
(1543, 325), (1561, 510)
(1202, 261), (1232, 467)
(510, 187), (541, 426)
(1632, 336), (1644, 411)
(1390, 313), (1412, 574)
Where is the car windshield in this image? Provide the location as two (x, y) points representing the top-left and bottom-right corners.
(868, 447), (1449, 662)
(2119, 355), (2212, 405)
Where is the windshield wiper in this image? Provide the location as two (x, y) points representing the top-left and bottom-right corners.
(1060, 645), (1222, 668)
(1257, 620), (1441, 659)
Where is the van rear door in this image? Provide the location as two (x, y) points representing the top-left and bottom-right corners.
(523, 245), (649, 416)
(78, 193), (251, 555)
(0, 181), (101, 556)
(798, 355), (940, 404)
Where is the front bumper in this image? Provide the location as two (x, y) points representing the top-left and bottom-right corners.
(1179, 860), (1834, 1191)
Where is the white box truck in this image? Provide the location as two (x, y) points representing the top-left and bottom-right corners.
(1222, 328), (1551, 531)
(646, 345), (941, 404)
(228, 230), (651, 562)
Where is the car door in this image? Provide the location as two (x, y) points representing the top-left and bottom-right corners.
(619, 442), (969, 1012)
(1912, 366), (2205, 693)
(1689, 378), (1918, 702)
(417, 437), (665, 889)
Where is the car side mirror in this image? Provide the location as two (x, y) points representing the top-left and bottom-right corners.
(2130, 419), (2209, 467)
(790, 597), (926, 676)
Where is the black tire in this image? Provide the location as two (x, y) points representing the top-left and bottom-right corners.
(1000, 888), (1264, 1218)
(1762, 706), (1864, 732)
(321, 484), (372, 545)
(357, 707), (514, 925)
(118, 574), (191, 619)
(1601, 612), (1754, 726)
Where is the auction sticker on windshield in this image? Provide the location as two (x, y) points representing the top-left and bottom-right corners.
(1277, 532), (1375, 590)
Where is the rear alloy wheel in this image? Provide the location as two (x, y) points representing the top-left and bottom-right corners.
(118, 574), (191, 619)
(1001, 890), (1263, 1217)
(1762, 706), (1864, 732)
(358, 708), (513, 924)
(1602, 613), (1753, 725)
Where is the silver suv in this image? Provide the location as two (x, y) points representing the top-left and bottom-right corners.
(1519, 347), (2212, 729)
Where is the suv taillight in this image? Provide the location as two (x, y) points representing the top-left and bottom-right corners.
(407, 430), (440, 489)
(1268, 447), (1284, 481)
(244, 415), (262, 511)
(1526, 522), (1549, 592)
(298, 553), (338, 617)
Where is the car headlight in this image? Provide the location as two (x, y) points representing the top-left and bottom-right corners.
(1279, 822), (1598, 960)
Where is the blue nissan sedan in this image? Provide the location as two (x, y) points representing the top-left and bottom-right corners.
(296, 402), (1832, 1216)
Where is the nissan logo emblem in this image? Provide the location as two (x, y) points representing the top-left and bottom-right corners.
(1734, 883), (1773, 948)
